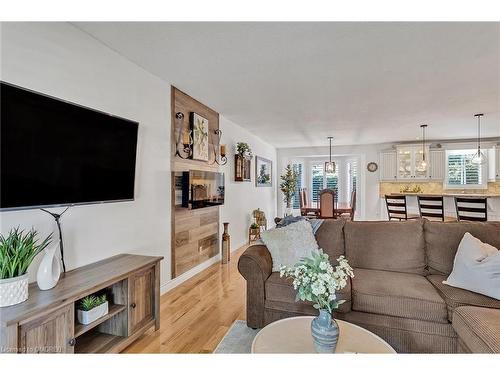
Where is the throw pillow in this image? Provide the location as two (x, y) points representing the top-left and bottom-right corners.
(261, 219), (319, 272)
(444, 232), (500, 300)
(276, 215), (307, 228)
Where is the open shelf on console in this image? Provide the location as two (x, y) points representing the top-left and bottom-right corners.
(74, 303), (127, 338)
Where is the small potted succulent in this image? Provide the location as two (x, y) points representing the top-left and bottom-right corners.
(0, 228), (52, 307)
(77, 294), (109, 325)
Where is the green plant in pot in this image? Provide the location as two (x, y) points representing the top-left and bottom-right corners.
(236, 142), (253, 160)
(77, 294), (109, 325)
(0, 228), (52, 307)
(279, 164), (298, 216)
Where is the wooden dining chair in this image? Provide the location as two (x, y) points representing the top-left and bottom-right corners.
(385, 194), (419, 221)
(299, 188), (318, 218)
(455, 197), (488, 222)
(319, 189), (337, 219)
(340, 190), (356, 221)
(417, 195), (444, 221)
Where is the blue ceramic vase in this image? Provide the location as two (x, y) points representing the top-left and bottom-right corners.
(311, 309), (339, 353)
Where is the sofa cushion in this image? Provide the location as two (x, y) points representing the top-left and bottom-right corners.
(265, 272), (351, 314)
(427, 274), (500, 321)
(452, 306), (500, 353)
(351, 268), (448, 323)
(424, 220), (500, 275)
(344, 220), (426, 275)
(315, 219), (346, 261)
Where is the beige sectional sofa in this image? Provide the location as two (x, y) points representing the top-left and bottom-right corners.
(238, 219), (500, 353)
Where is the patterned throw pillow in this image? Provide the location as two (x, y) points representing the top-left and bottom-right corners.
(261, 219), (319, 272)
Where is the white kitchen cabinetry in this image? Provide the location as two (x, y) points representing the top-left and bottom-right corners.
(496, 146), (500, 181)
(429, 149), (445, 180)
(379, 151), (397, 181)
(396, 145), (430, 180)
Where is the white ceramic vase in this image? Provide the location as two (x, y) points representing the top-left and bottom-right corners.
(37, 241), (61, 290)
(0, 273), (29, 307)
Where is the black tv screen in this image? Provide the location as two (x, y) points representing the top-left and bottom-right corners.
(0, 82), (139, 211)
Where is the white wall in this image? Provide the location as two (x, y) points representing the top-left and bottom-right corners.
(0, 22), (278, 292)
(0, 22), (173, 285)
(220, 116), (277, 249)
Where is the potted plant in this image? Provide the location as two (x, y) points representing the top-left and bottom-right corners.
(236, 142), (253, 160)
(249, 222), (260, 235)
(77, 294), (109, 325)
(280, 250), (354, 353)
(0, 228), (52, 307)
(279, 164), (298, 216)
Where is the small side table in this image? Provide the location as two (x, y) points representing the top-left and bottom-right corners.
(248, 227), (260, 244)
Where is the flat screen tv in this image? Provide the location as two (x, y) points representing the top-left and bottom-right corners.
(0, 82), (139, 211)
(180, 170), (224, 209)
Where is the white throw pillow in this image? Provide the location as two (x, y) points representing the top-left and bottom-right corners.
(443, 232), (500, 300)
(261, 219), (319, 272)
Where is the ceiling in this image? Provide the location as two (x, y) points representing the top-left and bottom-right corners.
(74, 22), (500, 148)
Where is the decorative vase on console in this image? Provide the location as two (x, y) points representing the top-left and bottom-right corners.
(37, 240), (61, 290)
(280, 249), (354, 353)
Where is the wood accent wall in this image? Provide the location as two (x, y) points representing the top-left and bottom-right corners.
(171, 87), (220, 278)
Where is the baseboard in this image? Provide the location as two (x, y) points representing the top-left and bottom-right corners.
(160, 253), (221, 294)
(159, 240), (248, 295)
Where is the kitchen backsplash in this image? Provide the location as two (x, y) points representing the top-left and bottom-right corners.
(379, 181), (500, 197)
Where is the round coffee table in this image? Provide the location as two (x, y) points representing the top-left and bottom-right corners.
(251, 316), (396, 353)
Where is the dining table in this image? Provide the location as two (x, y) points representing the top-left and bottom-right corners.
(301, 202), (353, 217)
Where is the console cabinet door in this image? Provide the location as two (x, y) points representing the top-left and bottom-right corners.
(129, 267), (154, 334)
(18, 304), (74, 353)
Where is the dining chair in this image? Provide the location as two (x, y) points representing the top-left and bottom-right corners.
(300, 188), (318, 218)
(340, 190), (356, 221)
(417, 195), (444, 221)
(385, 194), (419, 221)
(455, 197), (488, 222)
(319, 189), (337, 219)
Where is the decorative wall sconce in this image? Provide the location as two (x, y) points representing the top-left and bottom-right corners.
(209, 129), (227, 166)
(174, 112), (193, 159)
(175, 110), (227, 165)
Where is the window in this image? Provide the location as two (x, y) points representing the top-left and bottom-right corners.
(292, 163), (303, 209)
(311, 164), (324, 203)
(311, 163), (338, 203)
(348, 160), (357, 193)
(445, 150), (487, 188)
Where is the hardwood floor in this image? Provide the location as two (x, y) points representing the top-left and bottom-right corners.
(123, 245), (248, 353)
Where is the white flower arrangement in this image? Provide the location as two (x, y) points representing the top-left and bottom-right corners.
(280, 249), (354, 314)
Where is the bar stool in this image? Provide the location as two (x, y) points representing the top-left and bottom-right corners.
(455, 197), (488, 222)
(417, 196), (445, 221)
(385, 194), (419, 221)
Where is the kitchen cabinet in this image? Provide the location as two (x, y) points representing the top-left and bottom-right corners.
(496, 146), (500, 181)
(429, 149), (445, 180)
(18, 305), (74, 353)
(396, 145), (430, 180)
(379, 151), (397, 181)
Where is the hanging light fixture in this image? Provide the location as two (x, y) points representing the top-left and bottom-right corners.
(325, 136), (336, 174)
(471, 113), (487, 165)
(416, 124), (428, 172)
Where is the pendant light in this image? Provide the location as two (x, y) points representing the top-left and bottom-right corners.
(416, 124), (428, 172)
(471, 113), (487, 165)
(325, 136), (336, 174)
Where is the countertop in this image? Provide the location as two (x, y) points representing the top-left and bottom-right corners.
(383, 192), (500, 198)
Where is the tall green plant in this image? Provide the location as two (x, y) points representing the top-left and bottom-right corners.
(0, 228), (52, 279)
(280, 164), (298, 208)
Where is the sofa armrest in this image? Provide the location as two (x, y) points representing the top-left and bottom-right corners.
(238, 244), (273, 328)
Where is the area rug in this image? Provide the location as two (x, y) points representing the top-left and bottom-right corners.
(213, 320), (260, 353)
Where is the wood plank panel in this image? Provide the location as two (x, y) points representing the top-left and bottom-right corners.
(171, 86), (221, 278)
